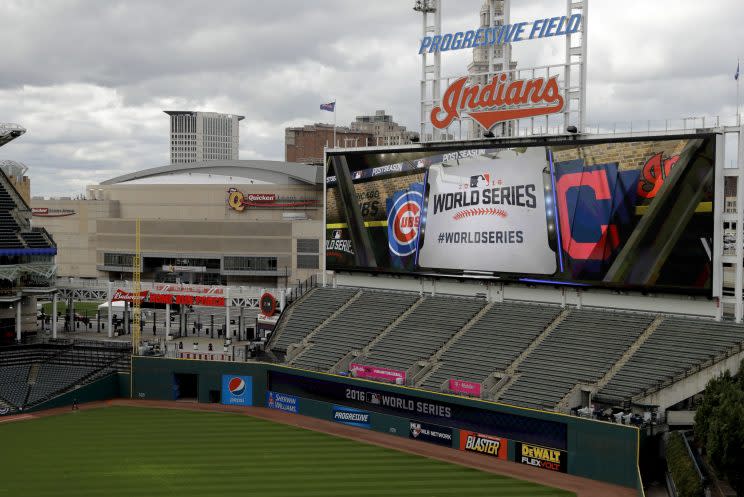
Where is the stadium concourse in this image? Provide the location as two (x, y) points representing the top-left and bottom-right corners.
(266, 286), (744, 416)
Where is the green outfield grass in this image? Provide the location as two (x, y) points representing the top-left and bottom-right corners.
(40, 301), (102, 316)
(0, 407), (574, 497)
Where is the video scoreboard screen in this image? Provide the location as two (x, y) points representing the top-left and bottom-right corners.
(326, 135), (716, 294)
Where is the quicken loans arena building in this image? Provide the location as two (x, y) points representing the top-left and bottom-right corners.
(31, 160), (323, 288)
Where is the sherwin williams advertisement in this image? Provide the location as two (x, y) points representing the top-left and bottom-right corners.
(325, 135), (716, 294)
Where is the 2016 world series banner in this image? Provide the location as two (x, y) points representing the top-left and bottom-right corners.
(325, 135), (716, 294)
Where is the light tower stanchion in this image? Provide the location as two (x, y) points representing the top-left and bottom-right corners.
(132, 218), (141, 354)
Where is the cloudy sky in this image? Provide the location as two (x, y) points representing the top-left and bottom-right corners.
(1, 0), (742, 197)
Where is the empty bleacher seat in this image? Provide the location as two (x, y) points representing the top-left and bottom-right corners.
(293, 290), (420, 371)
(598, 318), (744, 401)
(363, 296), (485, 372)
(270, 287), (358, 353)
(499, 309), (654, 410)
(421, 302), (561, 391)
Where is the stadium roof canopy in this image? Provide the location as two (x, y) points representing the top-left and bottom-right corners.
(0, 123), (26, 148)
(100, 160), (323, 186)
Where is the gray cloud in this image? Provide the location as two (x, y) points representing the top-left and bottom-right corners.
(0, 0), (742, 197)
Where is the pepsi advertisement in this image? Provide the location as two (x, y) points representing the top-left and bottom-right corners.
(326, 135), (716, 294)
(221, 375), (253, 406)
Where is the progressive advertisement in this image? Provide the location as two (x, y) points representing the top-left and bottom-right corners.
(326, 135), (716, 294)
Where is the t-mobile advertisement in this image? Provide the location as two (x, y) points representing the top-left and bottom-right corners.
(326, 135), (716, 294)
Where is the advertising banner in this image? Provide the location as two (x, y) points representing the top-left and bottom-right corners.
(113, 289), (225, 307)
(448, 379), (482, 397)
(326, 135), (715, 294)
(514, 442), (567, 472)
(350, 363), (406, 384)
(332, 405), (371, 428)
(221, 375), (253, 406)
(266, 391), (298, 414)
(459, 431), (508, 459)
(268, 371), (567, 450)
(409, 421), (453, 447)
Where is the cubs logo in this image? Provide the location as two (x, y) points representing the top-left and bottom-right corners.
(228, 377), (246, 397)
(387, 189), (423, 256)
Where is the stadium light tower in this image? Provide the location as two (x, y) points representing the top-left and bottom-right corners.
(415, 0), (441, 142)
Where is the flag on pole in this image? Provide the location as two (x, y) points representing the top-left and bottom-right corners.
(320, 102), (336, 112)
(736, 60), (740, 81)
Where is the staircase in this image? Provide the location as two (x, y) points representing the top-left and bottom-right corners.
(27, 363), (40, 385)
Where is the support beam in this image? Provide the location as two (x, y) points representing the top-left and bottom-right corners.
(226, 287), (231, 339)
(15, 294), (22, 342)
(165, 303), (171, 340)
(52, 292), (58, 339)
(107, 281), (113, 338)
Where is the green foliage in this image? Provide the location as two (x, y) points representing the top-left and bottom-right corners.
(666, 432), (703, 497)
(693, 361), (744, 496)
(40, 301), (102, 316)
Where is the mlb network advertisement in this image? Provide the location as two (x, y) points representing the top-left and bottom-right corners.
(326, 135), (716, 293)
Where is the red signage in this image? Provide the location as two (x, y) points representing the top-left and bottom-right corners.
(113, 289), (224, 307)
(111, 289), (149, 302)
(259, 292), (277, 317)
(448, 379), (482, 397)
(459, 431), (507, 459)
(32, 207), (76, 217)
(431, 73), (564, 131)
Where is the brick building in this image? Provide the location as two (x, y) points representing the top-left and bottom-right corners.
(285, 124), (373, 165)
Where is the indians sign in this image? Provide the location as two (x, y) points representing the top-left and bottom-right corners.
(431, 74), (564, 131)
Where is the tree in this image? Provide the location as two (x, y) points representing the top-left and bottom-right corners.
(694, 361), (744, 496)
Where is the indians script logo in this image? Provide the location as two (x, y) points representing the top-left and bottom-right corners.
(431, 73), (565, 131)
(637, 153), (680, 199)
(228, 377), (246, 397)
(387, 190), (423, 256)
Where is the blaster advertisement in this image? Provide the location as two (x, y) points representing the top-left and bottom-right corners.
(459, 431), (508, 459)
(326, 135), (716, 294)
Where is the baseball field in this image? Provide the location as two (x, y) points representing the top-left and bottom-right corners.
(0, 406), (574, 497)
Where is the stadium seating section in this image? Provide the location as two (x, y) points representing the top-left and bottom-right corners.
(0, 341), (130, 413)
(269, 286), (744, 411)
(0, 170), (55, 252)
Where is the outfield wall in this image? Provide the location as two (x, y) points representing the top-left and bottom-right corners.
(26, 372), (130, 412)
(132, 357), (640, 489)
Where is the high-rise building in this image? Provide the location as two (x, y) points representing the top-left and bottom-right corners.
(350, 110), (419, 146)
(164, 111), (244, 164)
(285, 124), (373, 165)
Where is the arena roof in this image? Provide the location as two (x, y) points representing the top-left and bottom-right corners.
(101, 160), (323, 186)
(0, 123), (26, 148)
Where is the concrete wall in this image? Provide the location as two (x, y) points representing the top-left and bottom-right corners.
(31, 182), (324, 285)
(31, 199), (119, 277)
(331, 272), (718, 317)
